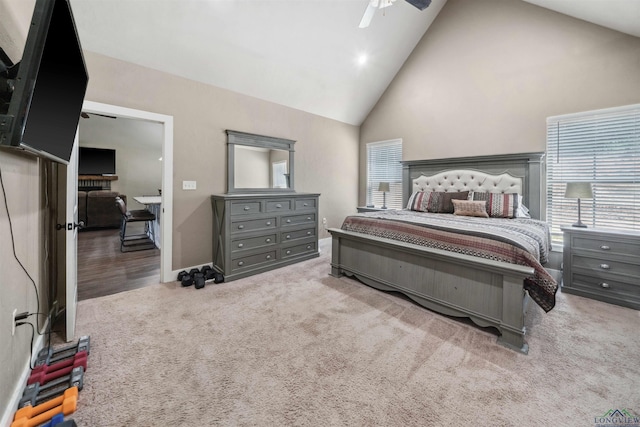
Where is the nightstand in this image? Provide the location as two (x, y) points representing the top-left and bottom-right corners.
(562, 227), (640, 310)
(357, 206), (395, 213)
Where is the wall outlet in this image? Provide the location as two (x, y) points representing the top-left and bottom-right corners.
(322, 217), (328, 230)
(182, 180), (197, 190)
(11, 309), (17, 336)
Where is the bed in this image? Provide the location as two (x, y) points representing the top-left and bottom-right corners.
(329, 152), (555, 354)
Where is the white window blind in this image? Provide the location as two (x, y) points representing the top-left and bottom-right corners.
(546, 104), (640, 245)
(366, 139), (402, 209)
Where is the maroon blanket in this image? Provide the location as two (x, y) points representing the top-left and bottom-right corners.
(341, 210), (557, 312)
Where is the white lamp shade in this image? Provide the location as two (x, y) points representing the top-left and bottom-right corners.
(378, 182), (390, 192)
(565, 182), (593, 199)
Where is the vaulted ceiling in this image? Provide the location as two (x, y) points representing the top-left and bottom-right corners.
(69, 0), (640, 126)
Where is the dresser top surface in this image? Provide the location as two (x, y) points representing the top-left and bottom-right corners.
(561, 226), (640, 238)
(212, 192), (320, 200)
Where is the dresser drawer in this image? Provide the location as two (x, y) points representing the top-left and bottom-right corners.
(231, 217), (276, 233)
(571, 255), (640, 277)
(295, 198), (317, 210)
(266, 199), (292, 212)
(231, 234), (277, 253)
(282, 228), (316, 242)
(571, 273), (639, 301)
(282, 213), (315, 227)
(282, 241), (317, 258)
(231, 250), (277, 271)
(230, 201), (262, 215)
(573, 237), (640, 257)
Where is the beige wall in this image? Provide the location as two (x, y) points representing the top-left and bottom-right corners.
(359, 0), (640, 205)
(82, 51), (360, 269)
(0, 0), (49, 415)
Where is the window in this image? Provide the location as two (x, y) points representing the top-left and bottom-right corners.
(546, 104), (640, 245)
(366, 139), (402, 209)
(272, 160), (287, 188)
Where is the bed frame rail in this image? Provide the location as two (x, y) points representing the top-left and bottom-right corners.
(329, 228), (534, 354)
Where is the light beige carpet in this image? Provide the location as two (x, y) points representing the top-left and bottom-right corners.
(70, 239), (639, 426)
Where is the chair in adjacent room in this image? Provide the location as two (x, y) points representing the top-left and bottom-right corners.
(115, 196), (156, 252)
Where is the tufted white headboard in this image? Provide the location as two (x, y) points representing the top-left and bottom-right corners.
(411, 170), (523, 195)
(402, 153), (546, 220)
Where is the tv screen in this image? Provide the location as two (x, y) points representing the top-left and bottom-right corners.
(78, 147), (116, 175)
(0, 0), (88, 164)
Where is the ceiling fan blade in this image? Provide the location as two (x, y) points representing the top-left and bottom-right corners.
(359, 3), (377, 28)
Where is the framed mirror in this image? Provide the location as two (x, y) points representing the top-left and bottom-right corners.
(226, 130), (295, 193)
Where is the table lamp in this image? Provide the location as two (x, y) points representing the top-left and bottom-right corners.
(378, 182), (390, 209)
(564, 182), (592, 228)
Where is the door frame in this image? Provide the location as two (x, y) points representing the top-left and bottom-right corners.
(65, 135), (79, 340)
(80, 101), (174, 282)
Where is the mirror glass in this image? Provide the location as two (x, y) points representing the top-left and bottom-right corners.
(234, 146), (290, 189)
(226, 130), (295, 193)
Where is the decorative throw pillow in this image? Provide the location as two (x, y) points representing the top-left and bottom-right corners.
(451, 199), (489, 218)
(472, 192), (519, 218)
(407, 191), (428, 211)
(440, 191), (470, 214)
(424, 191), (445, 213)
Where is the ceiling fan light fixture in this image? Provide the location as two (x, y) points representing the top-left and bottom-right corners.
(405, 0), (432, 11)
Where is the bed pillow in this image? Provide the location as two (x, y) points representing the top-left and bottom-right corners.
(516, 194), (531, 218)
(407, 191), (444, 212)
(472, 192), (519, 218)
(407, 191), (427, 211)
(439, 191), (470, 214)
(451, 199), (489, 218)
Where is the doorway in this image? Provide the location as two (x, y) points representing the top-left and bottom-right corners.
(75, 101), (174, 299)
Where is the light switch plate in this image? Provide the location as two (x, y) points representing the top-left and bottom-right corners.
(183, 180), (197, 190)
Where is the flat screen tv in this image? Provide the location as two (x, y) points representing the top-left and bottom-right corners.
(78, 147), (116, 175)
(0, 0), (88, 164)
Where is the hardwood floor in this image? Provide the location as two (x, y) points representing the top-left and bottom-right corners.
(77, 228), (160, 301)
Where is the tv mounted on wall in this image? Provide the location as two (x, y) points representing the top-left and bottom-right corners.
(0, 0), (89, 164)
(78, 147), (116, 176)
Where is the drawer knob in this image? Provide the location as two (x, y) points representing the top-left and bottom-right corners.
(600, 245), (611, 251)
(238, 261), (244, 266)
(306, 231), (311, 235)
(286, 234), (291, 239)
(286, 219), (291, 223)
(600, 282), (610, 289)
(600, 263), (610, 270)
(276, 204), (282, 208)
(244, 206), (250, 211)
(286, 250), (291, 255)
(238, 225), (244, 230)
(307, 245), (311, 249)
(307, 217), (311, 221)
(238, 243), (244, 248)
(303, 203), (308, 207)
(266, 255), (271, 260)
(266, 221), (272, 226)
(265, 238), (271, 243)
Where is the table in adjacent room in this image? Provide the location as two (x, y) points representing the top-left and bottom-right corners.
(133, 196), (162, 249)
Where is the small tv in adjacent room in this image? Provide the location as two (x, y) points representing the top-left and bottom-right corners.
(0, 0), (89, 164)
(78, 147), (116, 175)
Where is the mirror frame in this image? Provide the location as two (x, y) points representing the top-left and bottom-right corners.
(226, 130), (295, 193)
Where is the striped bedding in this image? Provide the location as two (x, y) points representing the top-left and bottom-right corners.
(341, 210), (558, 312)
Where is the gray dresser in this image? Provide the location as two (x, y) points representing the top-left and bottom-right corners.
(562, 227), (640, 310)
(211, 193), (320, 282)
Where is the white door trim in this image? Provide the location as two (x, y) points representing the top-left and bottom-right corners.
(81, 101), (174, 282)
(65, 136), (79, 340)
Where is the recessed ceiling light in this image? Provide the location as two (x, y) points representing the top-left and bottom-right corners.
(357, 54), (368, 66)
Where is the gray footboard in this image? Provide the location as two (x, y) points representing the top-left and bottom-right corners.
(329, 228), (534, 354)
